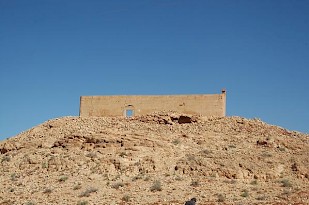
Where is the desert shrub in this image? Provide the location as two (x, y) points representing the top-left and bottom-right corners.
(10, 173), (18, 181)
(77, 201), (88, 205)
(190, 180), (200, 187)
(111, 182), (124, 189)
(79, 187), (98, 197)
(201, 149), (212, 155)
(228, 144), (237, 149)
(280, 179), (292, 187)
(1, 155), (11, 162)
(256, 195), (266, 200)
(175, 175), (182, 181)
(132, 174), (144, 181)
(223, 179), (237, 184)
(278, 147), (286, 151)
(164, 173), (171, 177)
(112, 174), (121, 180)
(85, 152), (97, 158)
(240, 189), (249, 197)
(217, 194), (225, 202)
(119, 152), (127, 157)
(261, 152), (272, 158)
(187, 155), (195, 161)
(43, 188), (52, 194)
(150, 180), (162, 192)
(282, 189), (292, 196)
(144, 176), (151, 181)
(172, 139), (180, 145)
(41, 162), (48, 168)
(25, 202), (35, 205)
(121, 194), (130, 202)
(59, 176), (68, 182)
(250, 180), (258, 185)
(73, 183), (82, 190)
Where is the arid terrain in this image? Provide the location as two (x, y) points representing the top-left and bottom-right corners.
(0, 112), (308, 205)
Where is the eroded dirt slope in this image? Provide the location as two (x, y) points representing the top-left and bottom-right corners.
(0, 113), (308, 205)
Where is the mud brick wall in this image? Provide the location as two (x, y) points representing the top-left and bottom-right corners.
(80, 91), (226, 117)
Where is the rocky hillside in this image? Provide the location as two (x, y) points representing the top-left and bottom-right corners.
(0, 113), (308, 205)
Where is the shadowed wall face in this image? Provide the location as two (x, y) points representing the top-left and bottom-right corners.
(80, 93), (226, 117)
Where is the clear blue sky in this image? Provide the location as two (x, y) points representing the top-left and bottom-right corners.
(1, 0), (308, 140)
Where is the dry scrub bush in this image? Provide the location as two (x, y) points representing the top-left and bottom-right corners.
(10, 173), (18, 181)
(79, 187), (98, 197)
(132, 173), (144, 181)
(190, 180), (200, 187)
(111, 182), (124, 189)
(172, 139), (180, 145)
(217, 194), (225, 202)
(121, 194), (130, 202)
(280, 179), (292, 187)
(43, 188), (52, 194)
(59, 176), (68, 182)
(150, 180), (162, 192)
(240, 189), (249, 197)
(73, 183), (82, 190)
(1, 155), (10, 162)
(77, 201), (88, 205)
(250, 180), (258, 185)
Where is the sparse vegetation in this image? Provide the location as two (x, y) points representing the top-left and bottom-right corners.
(256, 195), (266, 201)
(132, 173), (144, 181)
(240, 189), (249, 197)
(187, 154), (195, 161)
(77, 201), (88, 205)
(250, 180), (258, 185)
(280, 179), (292, 187)
(73, 183), (82, 190)
(228, 144), (237, 149)
(85, 152), (97, 158)
(217, 193), (225, 202)
(112, 174), (121, 181)
(190, 180), (200, 187)
(59, 175), (68, 182)
(175, 175), (182, 181)
(223, 179), (237, 184)
(41, 162), (48, 169)
(10, 173), (18, 181)
(201, 149), (212, 155)
(172, 139), (180, 145)
(1, 155), (11, 162)
(43, 188), (52, 194)
(144, 176), (151, 181)
(25, 202), (35, 205)
(111, 182), (124, 189)
(164, 173), (170, 177)
(119, 152), (127, 157)
(121, 194), (130, 202)
(278, 147), (286, 151)
(79, 187), (98, 197)
(150, 180), (162, 192)
(282, 189), (292, 196)
(261, 152), (273, 158)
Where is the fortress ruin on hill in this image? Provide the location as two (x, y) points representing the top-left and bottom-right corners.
(79, 90), (226, 118)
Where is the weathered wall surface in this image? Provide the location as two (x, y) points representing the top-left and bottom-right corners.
(80, 91), (226, 117)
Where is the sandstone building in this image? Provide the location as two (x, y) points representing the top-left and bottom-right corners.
(79, 90), (226, 117)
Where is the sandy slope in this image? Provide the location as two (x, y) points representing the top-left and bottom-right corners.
(0, 113), (308, 205)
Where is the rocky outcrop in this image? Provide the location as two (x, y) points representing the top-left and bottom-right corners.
(0, 113), (308, 204)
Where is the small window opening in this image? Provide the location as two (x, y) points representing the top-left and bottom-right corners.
(125, 109), (134, 117)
